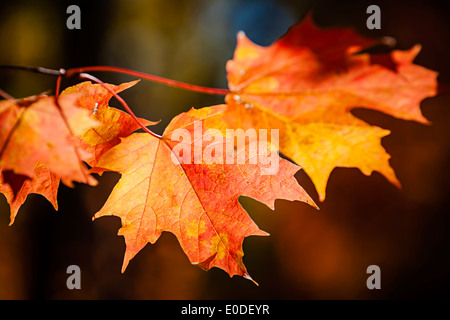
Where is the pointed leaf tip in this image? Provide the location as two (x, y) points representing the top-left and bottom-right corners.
(243, 272), (259, 286)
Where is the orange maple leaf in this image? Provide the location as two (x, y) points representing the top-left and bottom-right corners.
(0, 93), (99, 187)
(0, 81), (149, 222)
(92, 105), (316, 282)
(225, 15), (438, 200)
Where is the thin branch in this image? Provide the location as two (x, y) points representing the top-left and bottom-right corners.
(0, 65), (65, 77)
(66, 66), (230, 95)
(1, 65), (230, 95)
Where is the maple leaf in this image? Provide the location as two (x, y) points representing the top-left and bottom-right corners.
(224, 15), (438, 200)
(60, 80), (157, 168)
(0, 80), (149, 222)
(92, 105), (316, 282)
(0, 93), (99, 187)
(0, 165), (59, 225)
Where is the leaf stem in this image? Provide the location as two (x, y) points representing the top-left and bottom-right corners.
(53, 92), (92, 185)
(77, 72), (162, 139)
(55, 76), (62, 98)
(0, 88), (15, 102)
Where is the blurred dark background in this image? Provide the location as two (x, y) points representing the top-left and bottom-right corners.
(0, 0), (449, 299)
